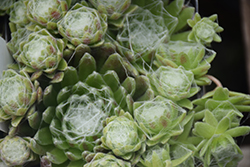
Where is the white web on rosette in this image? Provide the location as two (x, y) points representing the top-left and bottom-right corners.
(53, 85), (115, 145)
(9, 0), (29, 26)
(0, 71), (33, 111)
(17, 30), (61, 71)
(105, 117), (138, 149)
(27, 0), (65, 24)
(133, 97), (186, 140)
(8, 27), (32, 55)
(116, 1), (177, 63)
(0, 0), (15, 11)
(90, 0), (129, 16)
(144, 145), (166, 162)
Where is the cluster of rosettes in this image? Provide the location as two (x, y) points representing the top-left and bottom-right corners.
(0, 0), (249, 167)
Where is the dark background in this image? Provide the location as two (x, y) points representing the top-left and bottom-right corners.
(197, 0), (250, 145)
(197, 0), (247, 93)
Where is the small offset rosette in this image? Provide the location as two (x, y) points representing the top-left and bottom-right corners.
(133, 96), (186, 146)
(148, 66), (200, 109)
(0, 0), (15, 16)
(0, 69), (41, 128)
(187, 13), (224, 45)
(0, 136), (37, 166)
(192, 109), (250, 166)
(26, 0), (70, 31)
(14, 29), (67, 82)
(57, 3), (107, 48)
(101, 111), (146, 163)
(84, 153), (132, 167)
(208, 134), (244, 167)
(89, 0), (138, 29)
(138, 144), (172, 167)
(155, 41), (216, 86)
(115, 6), (171, 63)
(9, 0), (30, 27)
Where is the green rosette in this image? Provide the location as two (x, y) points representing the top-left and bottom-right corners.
(0, 69), (42, 128)
(26, 0), (70, 31)
(155, 41), (216, 86)
(148, 66), (200, 109)
(84, 152), (132, 167)
(193, 87), (250, 126)
(89, 0), (138, 29)
(9, 0), (30, 27)
(57, 3), (107, 48)
(192, 109), (250, 166)
(100, 110), (146, 164)
(14, 29), (67, 82)
(0, 135), (37, 166)
(133, 96), (186, 146)
(187, 13), (224, 45)
(115, 5), (174, 64)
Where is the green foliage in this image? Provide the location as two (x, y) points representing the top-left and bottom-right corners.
(0, 1), (248, 167)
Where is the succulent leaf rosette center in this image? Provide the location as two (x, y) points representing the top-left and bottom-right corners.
(64, 12), (94, 37)
(84, 153), (132, 167)
(117, 8), (169, 61)
(0, 70), (36, 121)
(27, 0), (62, 24)
(101, 112), (146, 158)
(148, 66), (196, 101)
(17, 29), (64, 74)
(89, 0), (131, 17)
(0, 136), (33, 166)
(0, 77), (31, 109)
(105, 117), (138, 148)
(194, 20), (215, 42)
(210, 135), (243, 166)
(134, 96), (186, 146)
(9, 0), (29, 26)
(57, 4), (107, 47)
(61, 94), (108, 142)
(50, 82), (116, 149)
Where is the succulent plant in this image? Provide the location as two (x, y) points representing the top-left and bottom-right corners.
(0, 0), (15, 16)
(1, 1), (250, 167)
(208, 134), (243, 167)
(187, 13), (224, 45)
(9, 0), (29, 27)
(193, 87), (250, 123)
(147, 66), (200, 109)
(84, 152), (132, 167)
(0, 135), (37, 166)
(192, 109), (250, 166)
(115, 5), (171, 63)
(26, 0), (70, 31)
(138, 144), (172, 167)
(0, 69), (42, 128)
(133, 96), (186, 146)
(89, 0), (138, 29)
(101, 110), (146, 162)
(13, 29), (67, 82)
(155, 41), (216, 85)
(31, 82), (117, 166)
(57, 3), (107, 48)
